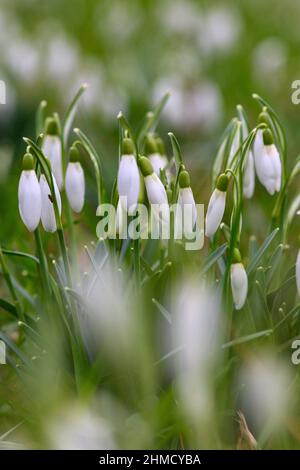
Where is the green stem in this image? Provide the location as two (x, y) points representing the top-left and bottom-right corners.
(34, 229), (50, 298)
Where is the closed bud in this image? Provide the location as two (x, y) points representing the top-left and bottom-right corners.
(18, 154), (41, 232)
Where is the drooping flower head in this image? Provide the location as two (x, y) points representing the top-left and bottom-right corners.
(230, 248), (248, 310)
(176, 169), (197, 237)
(18, 152), (41, 232)
(139, 156), (169, 235)
(40, 171), (62, 233)
(205, 173), (229, 238)
(117, 137), (140, 215)
(253, 112), (281, 195)
(66, 145), (85, 213)
(42, 117), (63, 191)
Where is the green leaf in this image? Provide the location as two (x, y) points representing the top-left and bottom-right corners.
(0, 299), (18, 318)
(35, 100), (47, 139)
(73, 128), (103, 206)
(63, 83), (87, 145)
(247, 228), (279, 275)
(152, 298), (172, 324)
(168, 132), (183, 168)
(2, 250), (39, 264)
(202, 244), (227, 274)
(0, 331), (32, 367)
(222, 329), (272, 348)
(137, 91), (170, 146)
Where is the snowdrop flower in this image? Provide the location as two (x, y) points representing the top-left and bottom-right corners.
(117, 138), (140, 215)
(230, 248), (248, 310)
(65, 146), (85, 213)
(296, 249), (300, 297)
(40, 173), (62, 233)
(42, 118), (63, 190)
(139, 156), (169, 233)
(176, 170), (197, 237)
(254, 126), (281, 195)
(18, 153), (41, 232)
(205, 173), (229, 238)
(145, 135), (168, 178)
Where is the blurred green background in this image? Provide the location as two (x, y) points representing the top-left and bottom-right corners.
(0, 0), (300, 243)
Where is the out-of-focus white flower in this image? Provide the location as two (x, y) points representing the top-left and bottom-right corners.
(40, 173), (62, 233)
(171, 278), (223, 423)
(42, 118), (63, 190)
(240, 355), (292, 431)
(4, 37), (40, 84)
(254, 129), (281, 195)
(205, 173), (229, 238)
(198, 7), (241, 56)
(148, 154), (168, 177)
(230, 249), (248, 310)
(18, 153), (41, 232)
(139, 156), (169, 233)
(296, 249), (300, 296)
(117, 138), (140, 215)
(152, 78), (222, 133)
(48, 406), (116, 450)
(252, 38), (287, 89)
(65, 146), (85, 213)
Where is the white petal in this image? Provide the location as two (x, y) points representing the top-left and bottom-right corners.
(296, 250), (300, 297)
(40, 174), (62, 233)
(66, 162), (85, 213)
(205, 189), (226, 238)
(117, 154), (140, 215)
(243, 150), (255, 199)
(42, 135), (63, 190)
(18, 170), (41, 232)
(254, 139), (281, 195)
(230, 263), (248, 310)
(145, 173), (169, 229)
(148, 153), (168, 176)
(178, 187), (197, 227)
(253, 129), (264, 166)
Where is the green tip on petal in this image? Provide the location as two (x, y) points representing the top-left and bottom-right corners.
(258, 112), (269, 126)
(263, 128), (273, 145)
(139, 156), (153, 177)
(144, 135), (158, 155)
(156, 137), (165, 155)
(232, 248), (242, 264)
(216, 173), (229, 192)
(22, 153), (35, 171)
(45, 117), (59, 136)
(122, 137), (135, 155)
(179, 170), (190, 188)
(69, 145), (80, 162)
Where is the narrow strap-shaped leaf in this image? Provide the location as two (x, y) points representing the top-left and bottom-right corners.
(152, 298), (172, 324)
(222, 329), (272, 348)
(168, 132), (183, 168)
(0, 331), (32, 367)
(73, 127), (103, 206)
(137, 91), (170, 146)
(247, 228), (279, 275)
(0, 299), (18, 318)
(35, 100), (47, 139)
(2, 249), (39, 264)
(202, 244), (227, 274)
(63, 83), (87, 145)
